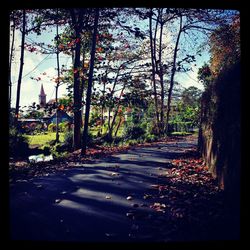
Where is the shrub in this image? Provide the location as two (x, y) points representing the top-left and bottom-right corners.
(58, 121), (70, 132)
(48, 123), (56, 132)
(33, 124), (43, 134)
(50, 143), (69, 159)
(9, 128), (29, 158)
(64, 131), (73, 150)
(144, 134), (157, 142)
(124, 125), (145, 140)
(127, 139), (138, 146)
(146, 121), (159, 136)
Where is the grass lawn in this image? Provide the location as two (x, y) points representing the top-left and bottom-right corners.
(89, 124), (125, 137)
(24, 132), (65, 146)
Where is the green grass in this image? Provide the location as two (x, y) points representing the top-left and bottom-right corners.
(89, 124), (125, 138)
(170, 131), (193, 136)
(24, 132), (65, 146)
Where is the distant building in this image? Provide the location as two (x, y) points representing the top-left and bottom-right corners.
(39, 84), (46, 108)
(38, 84), (73, 124)
(48, 109), (73, 124)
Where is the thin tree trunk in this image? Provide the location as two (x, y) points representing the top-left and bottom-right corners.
(114, 115), (123, 138)
(55, 10), (60, 143)
(101, 61), (109, 135)
(149, 10), (160, 133)
(108, 84), (126, 138)
(81, 8), (99, 155)
(158, 10), (165, 134)
(9, 18), (16, 110)
(105, 65), (122, 140)
(80, 49), (86, 128)
(165, 15), (182, 135)
(14, 10), (26, 128)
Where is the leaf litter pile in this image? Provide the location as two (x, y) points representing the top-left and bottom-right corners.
(124, 156), (229, 242)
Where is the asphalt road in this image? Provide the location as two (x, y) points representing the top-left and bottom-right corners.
(10, 137), (198, 242)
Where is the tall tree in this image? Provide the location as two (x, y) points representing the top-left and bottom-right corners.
(165, 13), (183, 135)
(70, 9), (84, 150)
(55, 8), (61, 143)
(14, 9), (26, 128)
(9, 12), (16, 111)
(81, 8), (99, 155)
(149, 8), (160, 134)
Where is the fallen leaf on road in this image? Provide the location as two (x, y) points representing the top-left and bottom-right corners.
(150, 203), (167, 212)
(143, 194), (152, 199)
(105, 196), (111, 199)
(126, 196), (133, 200)
(110, 172), (119, 176)
(55, 199), (61, 203)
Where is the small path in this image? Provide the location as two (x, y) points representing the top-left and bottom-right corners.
(9, 136), (231, 242)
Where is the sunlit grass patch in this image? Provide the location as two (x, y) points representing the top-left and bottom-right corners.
(24, 132), (65, 146)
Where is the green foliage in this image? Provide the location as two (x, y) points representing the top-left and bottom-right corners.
(64, 131), (73, 149)
(50, 143), (69, 159)
(124, 124), (145, 140)
(89, 109), (101, 128)
(33, 123), (43, 134)
(9, 127), (29, 157)
(24, 110), (44, 119)
(169, 86), (201, 133)
(48, 123), (56, 132)
(181, 86), (202, 107)
(198, 63), (213, 88)
(169, 121), (193, 133)
(127, 139), (139, 146)
(144, 134), (157, 142)
(58, 121), (70, 132)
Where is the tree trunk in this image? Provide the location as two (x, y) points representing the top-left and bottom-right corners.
(70, 9), (83, 150)
(114, 115), (123, 138)
(149, 9), (160, 133)
(81, 8), (99, 155)
(158, 10), (165, 134)
(9, 18), (16, 111)
(55, 10), (60, 143)
(14, 10), (26, 128)
(108, 83), (126, 139)
(165, 15), (182, 135)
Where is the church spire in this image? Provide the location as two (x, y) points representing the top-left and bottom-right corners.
(40, 84), (45, 96)
(39, 84), (46, 107)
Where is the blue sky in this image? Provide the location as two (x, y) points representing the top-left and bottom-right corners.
(10, 11), (209, 110)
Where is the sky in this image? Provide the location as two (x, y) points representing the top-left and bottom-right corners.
(10, 11), (209, 110)
(10, 28), (71, 110)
